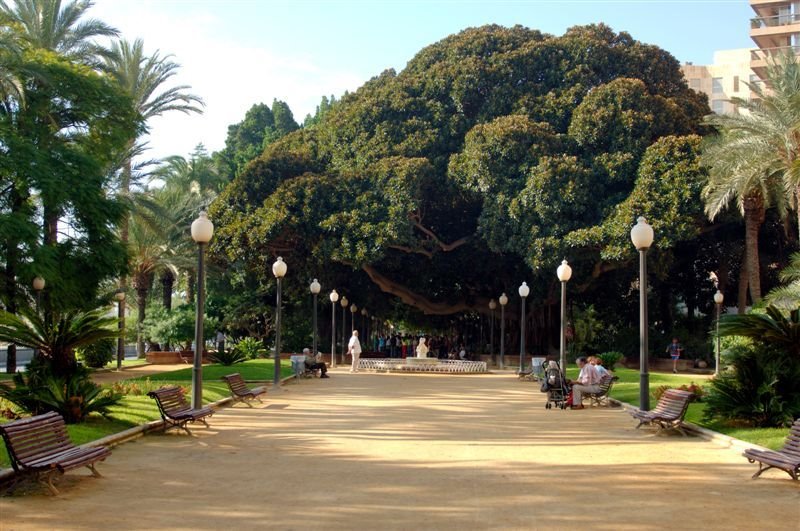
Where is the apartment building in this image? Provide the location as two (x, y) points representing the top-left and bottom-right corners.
(681, 49), (754, 114)
(750, 0), (800, 77)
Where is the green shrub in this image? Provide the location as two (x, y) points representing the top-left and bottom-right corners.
(598, 351), (623, 370)
(703, 306), (800, 427)
(210, 348), (248, 366)
(142, 305), (219, 351)
(78, 338), (116, 368)
(0, 360), (121, 423)
(232, 337), (266, 360)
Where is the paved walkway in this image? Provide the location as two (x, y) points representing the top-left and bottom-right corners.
(1, 371), (798, 530)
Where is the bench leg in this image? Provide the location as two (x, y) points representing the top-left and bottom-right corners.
(750, 461), (772, 479)
(39, 472), (60, 496)
(86, 463), (103, 478)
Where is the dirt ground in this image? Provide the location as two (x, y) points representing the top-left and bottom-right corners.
(1, 370), (798, 530)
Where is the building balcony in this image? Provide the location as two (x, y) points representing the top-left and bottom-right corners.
(751, 13), (800, 29)
(750, 45), (800, 76)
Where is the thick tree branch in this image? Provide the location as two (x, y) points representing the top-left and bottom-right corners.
(363, 264), (494, 315)
(388, 244), (434, 258)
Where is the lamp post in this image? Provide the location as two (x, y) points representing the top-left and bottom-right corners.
(32, 276), (45, 312)
(115, 290), (126, 371)
(489, 299), (497, 365)
(350, 304), (358, 337)
(340, 296), (348, 361)
(714, 290), (724, 376)
(330, 290), (339, 368)
(272, 257), (287, 389)
(518, 282), (530, 375)
(631, 216), (654, 411)
(310, 279), (321, 358)
(190, 211), (214, 409)
(499, 293), (508, 369)
(557, 259), (572, 372)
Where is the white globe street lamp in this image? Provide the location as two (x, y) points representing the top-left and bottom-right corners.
(499, 293), (508, 369)
(329, 289), (339, 367)
(714, 290), (724, 376)
(310, 279), (321, 360)
(190, 211), (214, 409)
(631, 216), (654, 411)
(272, 257), (287, 389)
(557, 259), (572, 373)
(518, 282), (530, 375)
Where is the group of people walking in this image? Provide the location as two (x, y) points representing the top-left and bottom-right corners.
(375, 334), (468, 360)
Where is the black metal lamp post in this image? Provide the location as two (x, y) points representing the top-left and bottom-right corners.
(310, 279), (321, 357)
(498, 293), (507, 369)
(32, 276), (45, 311)
(557, 259), (572, 373)
(350, 304), (358, 338)
(518, 282), (529, 375)
(714, 290), (724, 376)
(115, 290), (126, 371)
(190, 211), (214, 409)
(272, 257), (287, 389)
(631, 216), (654, 411)
(330, 290), (339, 367)
(361, 308), (367, 344)
(489, 299), (497, 365)
(340, 296), (348, 361)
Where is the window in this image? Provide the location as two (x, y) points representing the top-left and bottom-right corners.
(712, 99), (725, 114)
(712, 77), (724, 94)
(733, 76), (740, 92)
(689, 78), (701, 90)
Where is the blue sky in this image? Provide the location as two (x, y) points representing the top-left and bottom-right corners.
(91, 0), (754, 159)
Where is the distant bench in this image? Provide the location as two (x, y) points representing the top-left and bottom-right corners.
(222, 373), (266, 406)
(630, 389), (692, 436)
(0, 411), (111, 495)
(147, 386), (213, 435)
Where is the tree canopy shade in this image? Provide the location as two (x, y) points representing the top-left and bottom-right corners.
(211, 24), (709, 317)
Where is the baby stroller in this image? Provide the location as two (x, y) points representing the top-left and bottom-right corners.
(540, 360), (568, 409)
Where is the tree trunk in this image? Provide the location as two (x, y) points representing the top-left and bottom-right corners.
(186, 270), (195, 305)
(737, 250), (748, 315)
(135, 282), (148, 358)
(162, 270), (174, 310)
(161, 270), (174, 350)
(118, 157), (133, 359)
(743, 195), (764, 304)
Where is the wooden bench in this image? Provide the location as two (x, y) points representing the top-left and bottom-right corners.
(147, 386), (213, 435)
(222, 373), (266, 407)
(630, 388), (693, 436)
(584, 375), (619, 407)
(0, 411), (111, 495)
(743, 418), (800, 480)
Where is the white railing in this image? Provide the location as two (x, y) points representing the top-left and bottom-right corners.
(751, 14), (800, 29)
(358, 358), (488, 373)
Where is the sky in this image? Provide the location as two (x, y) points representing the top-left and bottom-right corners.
(89, 0), (755, 160)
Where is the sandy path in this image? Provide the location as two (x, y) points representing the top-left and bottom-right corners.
(1, 371), (798, 530)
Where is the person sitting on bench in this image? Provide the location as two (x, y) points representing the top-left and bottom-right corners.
(567, 356), (601, 410)
(304, 348), (329, 378)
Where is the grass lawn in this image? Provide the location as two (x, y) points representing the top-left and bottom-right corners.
(137, 358), (294, 382)
(0, 360), (291, 468)
(101, 358), (150, 369)
(568, 366), (788, 450)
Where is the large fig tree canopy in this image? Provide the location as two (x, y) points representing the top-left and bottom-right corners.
(210, 24), (708, 316)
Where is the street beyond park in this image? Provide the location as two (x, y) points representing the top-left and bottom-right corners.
(1, 371), (797, 530)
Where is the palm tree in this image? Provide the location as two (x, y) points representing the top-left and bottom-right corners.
(765, 252), (800, 310)
(702, 54), (800, 305)
(0, 0), (117, 66)
(102, 37), (203, 327)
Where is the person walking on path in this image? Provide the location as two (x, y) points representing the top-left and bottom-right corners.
(666, 338), (684, 374)
(348, 330), (362, 373)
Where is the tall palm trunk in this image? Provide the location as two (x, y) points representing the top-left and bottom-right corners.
(161, 270), (174, 350)
(743, 194), (765, 304)
(118, 156), (133, 350)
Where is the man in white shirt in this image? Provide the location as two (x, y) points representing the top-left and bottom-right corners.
(569, 356), (601, 410)
(303, 348), (329, 378)
(348, 330), (362, 373)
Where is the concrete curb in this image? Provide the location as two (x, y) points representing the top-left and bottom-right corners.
(609, 397), (772, 453)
